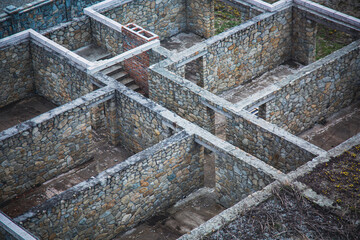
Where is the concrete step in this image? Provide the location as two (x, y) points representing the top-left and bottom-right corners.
(110, 71), (128, 81)
(101, 64), (123, 76)
(120, 77), (134, 86)
(128, 84), (140, 91)
(96, 53), (112, 61)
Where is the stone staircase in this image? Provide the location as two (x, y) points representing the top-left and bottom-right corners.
(101, 64), (141, 92)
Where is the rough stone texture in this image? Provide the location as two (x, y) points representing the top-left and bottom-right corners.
(91, 17), (123, 56)
(0, 0), (104, 39)
(215, 152), (275, 207)
(187, 0), (215, 38)
(226, 112), (317, 173)
(203, 8), (292, 94)
(103, 0), (187, 40)
(43, 17), (92, 51)
(149, 68), (216, 134)
(31, 41), (92, 106)
(115, 87), (174, 153)
(266, 40), (360, 135)
(15, 131), (204, 240)
(292, 7), (317, 65)
(0, 40), (34, 108)
(0, 89), (109, 203)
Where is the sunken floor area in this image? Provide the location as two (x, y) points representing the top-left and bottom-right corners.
(0, 129), (132, 218)
(0, 95), (57, 132)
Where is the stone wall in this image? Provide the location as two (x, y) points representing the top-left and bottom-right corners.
(0, 88), (114, 203)
(265, 40), (360, 135)
(0, 0), (103, 39)
(103, 0), (187, 40)
(15, 131), (204, 240)
(115, 87), (174, 153)
(187, 0), (215, 38)
(292, 7), (317, 65)
(31, 41), (92, 106)
(215, 151), (275, 207)
(203, 8), (292, 93)
(43, 17), (92, 51)
(149, 68), (216, 134)
(91, 18), (123, 56)
(0, 40), (34, 108)
(226, 111), (318, 173)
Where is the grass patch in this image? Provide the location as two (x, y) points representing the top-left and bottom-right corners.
(316, 25), (354, 60)
(214, 0), (242, 34)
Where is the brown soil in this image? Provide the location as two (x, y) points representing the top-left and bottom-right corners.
(299, 144), (360, 222)
(205, 186), (359, 240)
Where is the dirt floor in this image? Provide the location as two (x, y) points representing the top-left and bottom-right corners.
(0, 95), (57, 132)
(160, 32), (204, 53)
(299, 144), (360, 224)
(219, 61), (302, 103)
(205, 186), (359, 240)
(299, 101), (360, 151)
(114, 189), (225, 240)
(0, 129), (132, 218)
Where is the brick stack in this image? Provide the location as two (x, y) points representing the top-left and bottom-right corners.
(122, 23), (158, 95)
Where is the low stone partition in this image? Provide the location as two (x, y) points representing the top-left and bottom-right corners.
(150, 64), (216, 134)
(31, 38), (92, 106)
(0, 87), (114, 204)
(242, 39), (360, 135)
(194, 131), (282, 208)
(42, 17), (93, 52)
(43, 15), (124, 57)
(226, 110), (325, 173)
(0, 35), (33, 108)
(100, 0), (215, 40)
(14, 131), (204, 239)
(202, 7), (292, 93)
(0, 0), (104, 39)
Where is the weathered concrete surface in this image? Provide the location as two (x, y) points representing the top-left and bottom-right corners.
(160, 32), (204, 53)
(0, 129), (132, 218)
(114, 188), (225, 240)
(299, 101), (360, 150)
(0, 95), (57, 132)
(73, 43), (112, 62)
(218, 61), (303, 103)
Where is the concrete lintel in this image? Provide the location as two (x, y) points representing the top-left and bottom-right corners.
(294, 0), (360, 28)
(0, 211), (39, 240)
(245, 94), (276, 111)
(200, 99), (234, 119)
(88, 0), (133, 13)
(175, 50), (207, 68)
(84, 8), (123, 33)
(0, 30), (30, 48)
(28, 29), (92, 69)
(88, 39), (160, 73)
(87, 94), (114, 109)
(195, 138), (233, 160)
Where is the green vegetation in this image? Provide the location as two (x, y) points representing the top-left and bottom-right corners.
(214, 0), (242, 34)
(316, 25), (353, 60)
